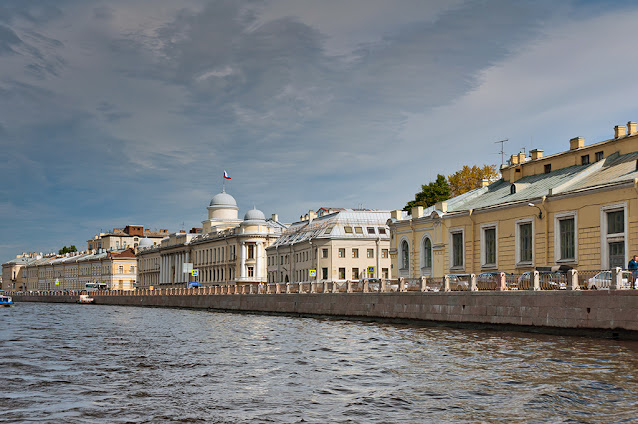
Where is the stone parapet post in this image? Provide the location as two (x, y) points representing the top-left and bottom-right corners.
(532, 271), (540, 291)
(363, 279), (369, 293)
(380, 278), (386, 292)
(398, 277), (405, 292)
(568, 269), (579, 290)
(346, 280), (352, 293)
(470, 274), (477, 291)
(332, 281), (339, 293)
(286, 283), (291, 294)
(611, 267), (622, 290)
(420, 276), (427, 292)
(444, 275), (451, 292)
(498, 272), (507, 291)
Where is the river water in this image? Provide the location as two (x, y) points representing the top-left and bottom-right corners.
(1, 302), (638, 423)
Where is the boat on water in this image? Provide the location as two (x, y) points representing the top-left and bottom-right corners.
(0, 295), (13, 307)
(77, 294), (95, 304)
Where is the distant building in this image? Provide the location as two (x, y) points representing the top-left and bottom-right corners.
(87, 225), (169, 252)
(1, 252), (43, 291)
(136, 190), (286, 289)
(389, 120), (638, 279)
(266, 208), (391, 283)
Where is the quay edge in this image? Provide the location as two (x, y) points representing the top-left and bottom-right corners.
(12, 291), (638, 340)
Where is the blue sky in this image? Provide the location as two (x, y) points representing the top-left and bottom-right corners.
(2, 0), (638, 263)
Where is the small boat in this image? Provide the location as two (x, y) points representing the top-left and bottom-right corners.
(0, 295), (13, 307)
(77, 294), (95, 304)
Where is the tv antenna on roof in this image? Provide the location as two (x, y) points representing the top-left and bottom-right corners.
(495, 139), (508, 165)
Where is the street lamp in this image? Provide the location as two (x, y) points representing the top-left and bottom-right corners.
(528, 203), (543, 219)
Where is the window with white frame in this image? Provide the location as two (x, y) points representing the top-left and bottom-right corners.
(481, 224), (497, 268)
(601, 203), (627, 269)
(450, 229), (464, 269)
(421, 236), (432, 270)
(554, 212), (577, 262)
(400, 240), (409, 270)
(515, 219), (534, 265)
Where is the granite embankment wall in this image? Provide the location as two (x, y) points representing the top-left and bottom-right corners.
(14, 290), (638, 338)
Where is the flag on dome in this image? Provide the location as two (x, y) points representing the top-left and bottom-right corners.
(223, 170), (231, 180)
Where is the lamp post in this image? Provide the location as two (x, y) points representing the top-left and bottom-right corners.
(528, 203), (543, 219)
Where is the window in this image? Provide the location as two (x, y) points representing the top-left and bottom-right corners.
(481, 225), (497, 268)
(400, 240), (409, 269)
(322, 248), (328, 258)
(339, 268), (346, 279)
(322, 268), (328, 279)
(601, 204), (627, 269)
(382, 249), (388, 258)
(118, 265), (124, 274)
(517, 221), (533, 264)
(130, 266), (135, 273)
(248, 266), (254, 277)
(451, 230), (464, 268)
(338, 248), (345, 258)
(324, 226), (334, 235)
(378, 228), (386, 234)
(352, 268), (359, 279)
(367, 249), (374, 258)
(554, 213), (576, 262)
(581, 155), (590, 165)
(354, 227), (363, 234)
(344, 226), (353, 233)
(422, 238), (432, 269)
(367, 227), (375, 234)
(352, 248), (359, 258)
(595, 151), (604, 162)
(382, 268), (389, 279)
(544, 164), (551, 174)
(248, 245), (255, 259)
(280, 256), (284, 265)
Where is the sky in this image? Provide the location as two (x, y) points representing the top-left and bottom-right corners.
(2, 0), (638, 263)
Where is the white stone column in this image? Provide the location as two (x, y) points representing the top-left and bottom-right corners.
(255, 241), (262, 280)
(240, 241), (246, 279)
(161, 256), (165, 284)
(173, 254), (179, 284)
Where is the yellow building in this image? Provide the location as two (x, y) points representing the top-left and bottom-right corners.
(136, 190), (286, 289)
(87, 225), (170, 251)
(389, 121), (638, 279)
(266, 208), (391, 283)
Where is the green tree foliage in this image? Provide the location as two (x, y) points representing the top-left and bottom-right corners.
(404, 174), (450, 211)
(59, 245), (77, 255)
(447, 164), (499, 197)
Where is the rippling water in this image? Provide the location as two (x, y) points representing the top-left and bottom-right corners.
(2, 302), (638, 423)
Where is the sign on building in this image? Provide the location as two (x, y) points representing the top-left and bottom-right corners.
(192, 269), (198, 277)
(309, 269), (317, 277)
(182, 263), (193, 274)
(367, 266), (375, 274)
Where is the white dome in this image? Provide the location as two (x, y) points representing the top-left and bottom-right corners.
(138, 237), (153, 248)
(209, 191), (238, 208)
(243, 208), (266, 222)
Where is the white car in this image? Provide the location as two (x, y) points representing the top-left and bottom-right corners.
(587, 271), (635, 289)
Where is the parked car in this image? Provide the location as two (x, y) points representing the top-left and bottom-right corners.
(477, 272), (514, 289)
(518, 271), (568, 289)
(446, 274), (469, 290)
(587, 271), (635, 290)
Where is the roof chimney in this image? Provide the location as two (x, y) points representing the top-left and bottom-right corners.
(615, 125), (627, 138)
(481, 179), (490, 187)
(510, 154), (520, 165)
(570, 137), (585, 150)
(271, 213), (278, 222)
(391, 210), (402, 220)
(627, 121), (637, 135)
(411, 206), (424, 218)
(518, 152), (526, 163)
(530, 149), (543, 160)
(435, 201), (448, 213)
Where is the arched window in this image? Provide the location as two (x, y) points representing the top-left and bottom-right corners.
(423, 238), (432, 269)
(401, 240), (410, 269)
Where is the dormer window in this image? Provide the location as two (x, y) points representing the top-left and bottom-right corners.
(544, 164), (552, 174)
(510, 184), (516, 194)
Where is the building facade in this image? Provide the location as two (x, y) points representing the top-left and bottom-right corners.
(87, 225), (172, 252)
(266, 208), (391, 283)
(136, 190), (286, 289)
(389, 121), (638, 279)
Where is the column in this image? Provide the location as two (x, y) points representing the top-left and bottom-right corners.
(255, 242), (262, 280)
(174, 254), (179, 284)
(160, 256), (165, 284)
(376, 239), (381, 279)
(240, 241), (246, 279)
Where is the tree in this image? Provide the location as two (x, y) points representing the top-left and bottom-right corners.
(59, 245), (77, 255)
(447, 164), (499, 197)
(404, 174), (450, 211)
